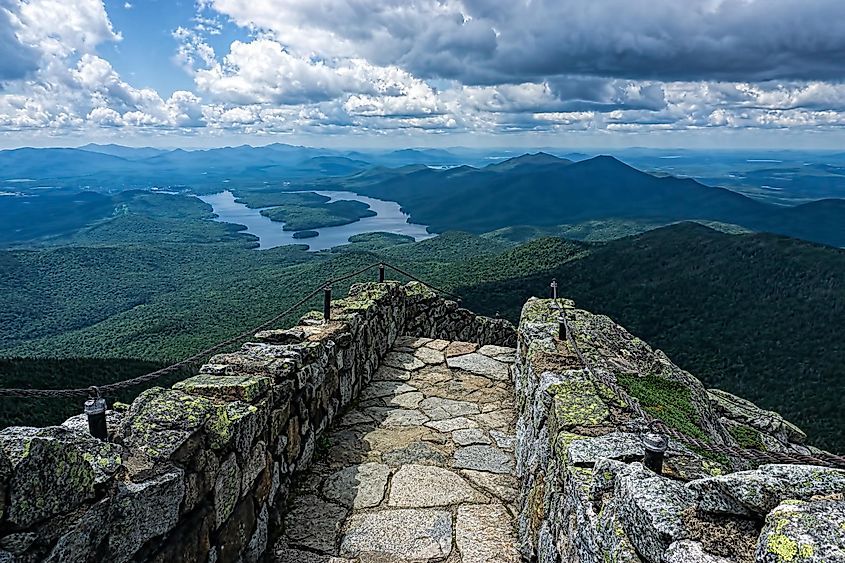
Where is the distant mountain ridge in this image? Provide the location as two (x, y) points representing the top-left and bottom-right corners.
(0, 144), (473, 188)
(2, 144), (843, 247)
(321, 154), (845, 247)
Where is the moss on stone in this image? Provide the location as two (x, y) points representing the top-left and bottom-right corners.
(617, 373), (708, 441)
(727, 423), (765, 450)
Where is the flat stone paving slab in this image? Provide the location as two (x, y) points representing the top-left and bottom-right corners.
(340, 509), (453, 560)
(456, 504), (520, 563)
(275, 338), (518, 562)
(446, 352), (511, 381)
(388, 464), (487, 507)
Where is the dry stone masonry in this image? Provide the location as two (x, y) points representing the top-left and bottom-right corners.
(515, 297), (845, 563)
(1, 286), (842, 562)
(0, 282), (514, 563)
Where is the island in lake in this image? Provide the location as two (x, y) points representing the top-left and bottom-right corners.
(292, 230), (319, 239)
(259, 199), (377, 231)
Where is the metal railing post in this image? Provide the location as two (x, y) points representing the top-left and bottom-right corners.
(643, 432), (668, 474)
(323, 285), (332, 322)
(550, 279), (558, 300)
(85, 387), (108, 440)
(558, 313), (568, 341)
(378, 264), (385, 283)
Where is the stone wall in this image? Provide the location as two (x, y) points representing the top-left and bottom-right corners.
(0, 281), (514, 563)
(513, 297), (844, 563)
(404, 282), (516, 347)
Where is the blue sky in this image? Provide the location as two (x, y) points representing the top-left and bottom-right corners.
(2, 0), (845, 149)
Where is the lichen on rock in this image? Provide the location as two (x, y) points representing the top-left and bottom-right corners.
(120, 387), (228, 461)
(547, 378), (610, 431)
(0, 426), (96, 527)
(755, 499), (845, 562)
(173, 374), (271, 403)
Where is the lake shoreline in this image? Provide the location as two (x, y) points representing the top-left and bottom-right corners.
(197, 189), (434, 251)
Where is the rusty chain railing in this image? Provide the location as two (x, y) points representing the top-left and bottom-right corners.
(0, 262), (459, 399)
(555, 296), (845, 469)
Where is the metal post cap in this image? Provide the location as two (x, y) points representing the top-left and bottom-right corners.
(85, 396), (107, 415)
(642, 432), (668, 453)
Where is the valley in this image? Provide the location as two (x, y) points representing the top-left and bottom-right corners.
(0, 145), (843, 454)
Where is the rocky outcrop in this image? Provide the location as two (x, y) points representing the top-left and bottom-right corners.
(514, 297), (843, 563)
(0, 282), (512, 562)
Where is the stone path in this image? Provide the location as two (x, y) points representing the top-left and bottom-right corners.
(274, 337), (520, 563)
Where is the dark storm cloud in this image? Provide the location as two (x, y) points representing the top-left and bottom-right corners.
(394, 0), (845, 84)
(0, 1), (38, 81)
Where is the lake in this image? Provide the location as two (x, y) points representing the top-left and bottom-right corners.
(198, 190), (434, 251)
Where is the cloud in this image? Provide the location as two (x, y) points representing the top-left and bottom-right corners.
(14, 0), (120, 59)
(3, 0), (845, 142)
(205, 0), (845, 84)
(194, 39), (356, 105)
(0, 1), (39, 81)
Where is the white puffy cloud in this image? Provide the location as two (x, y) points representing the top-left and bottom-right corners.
(194, 39), (356, 105)
(0, 0), (212, 133)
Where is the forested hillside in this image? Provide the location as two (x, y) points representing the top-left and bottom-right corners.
(2, 221), (843, 451)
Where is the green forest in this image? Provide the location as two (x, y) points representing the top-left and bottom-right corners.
(1, 190), (843, 453)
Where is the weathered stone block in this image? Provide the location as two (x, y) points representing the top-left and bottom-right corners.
(61, 409), (123, 437)
(211, 397), (268, 456)
(0, 426), (96, 528)
(43, 499), (112, 563)
(243, 503), (269, 563)
(253, 328), (306, 345)
(217, 496), (256, 563)
(120, 387), (226, 461)
(283, 495), (347, 553)
(707, 388), (806, 444)
(755, 500), (845, 562)
(615, 463), (697, 563)
(340, 508), (452, 560)
(174, 375), (271, 403)
(183, 449), (219, 515)
(556, 431), (645, 466)
(214, 453), (241, 528)
(548, 378), (610, 431)
(664, 540), (732, 563)
(323, 462), (391, 509)
(596, 496), (643, 563)
(456, 504), (520, 563)
(688, 464), (845, 517)
(388, 464), (485, 507)
(241, 441), (269, 496)
(108, 468), (185, 563)
(149, 504), (212, 563)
